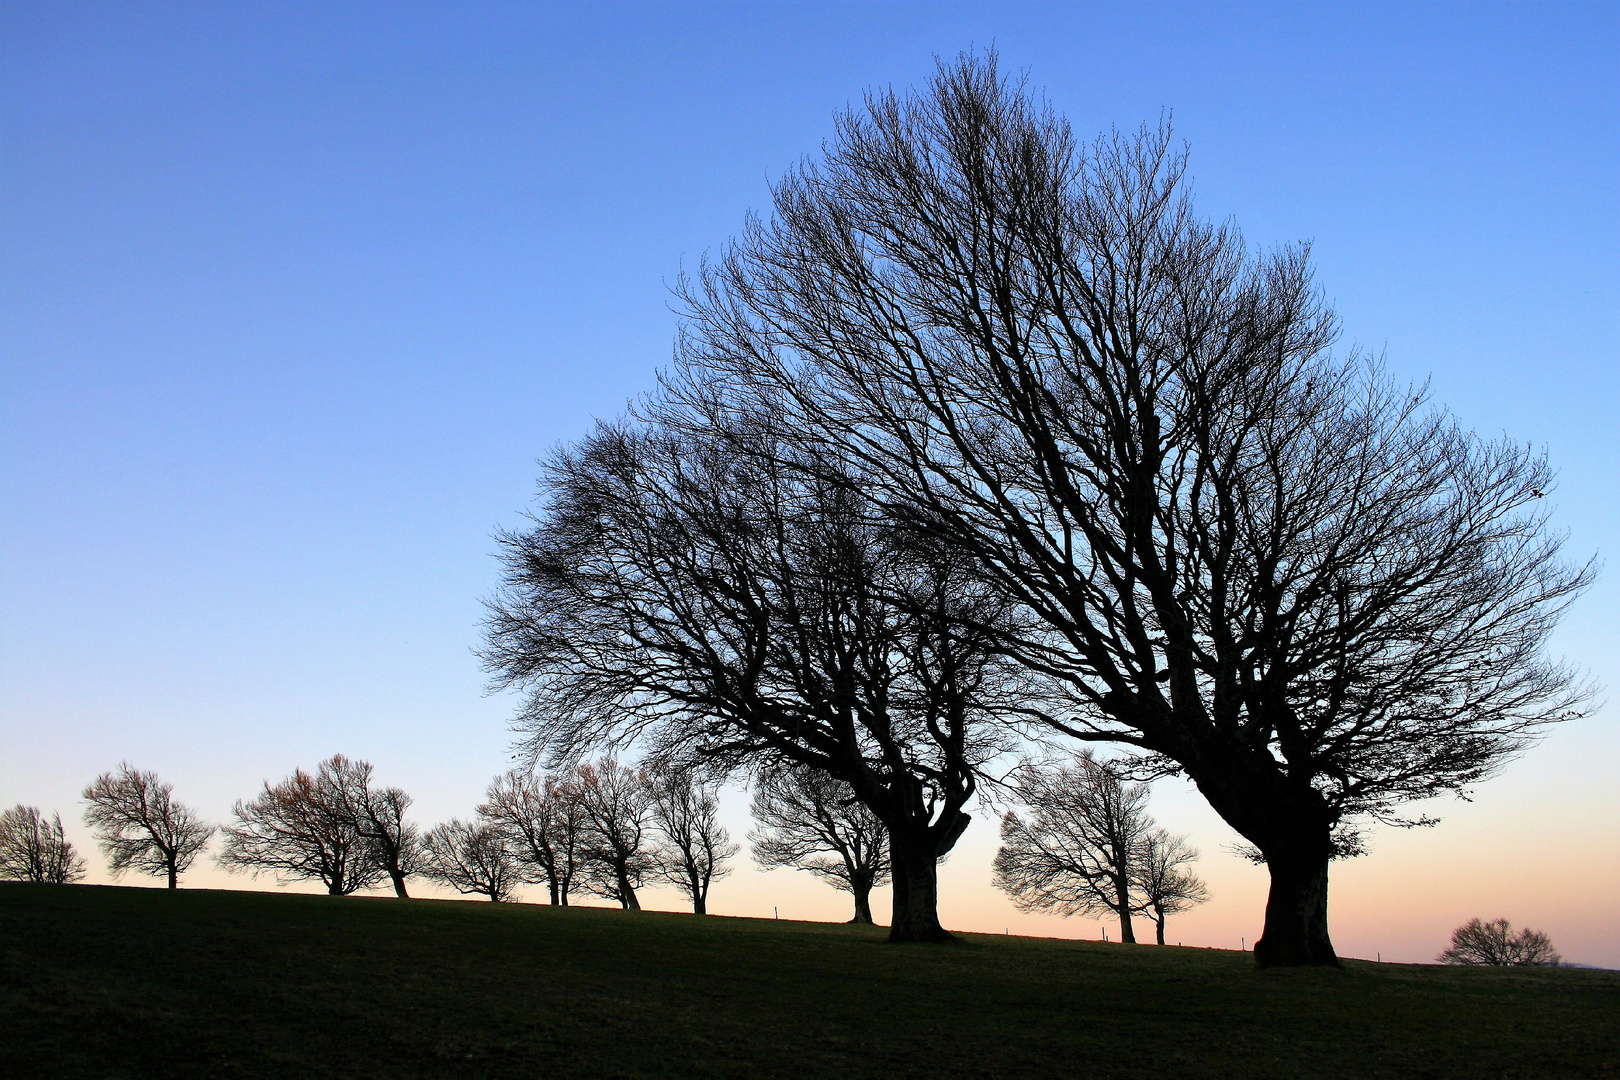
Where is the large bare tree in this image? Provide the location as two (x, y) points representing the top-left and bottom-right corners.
(421, 818), (521, 902)
(81, 764), (215, 889)
(478, 769), (586, 905)
(749, 763), (891, 924)
(647, 768), (737, 915)
(993, 751), (1152, 943)
(0, 805), (87, 884)
(570, 759), (657, 910)
(483, 424), (1027, 940)
(668, 52), (1594, 964)
(218, 765), (385, 895)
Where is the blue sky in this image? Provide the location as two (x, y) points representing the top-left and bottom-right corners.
(3, 2), (1616, 962)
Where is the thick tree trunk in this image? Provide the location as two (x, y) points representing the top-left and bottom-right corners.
(1117, 909), (1137, 943)
(390, 870), (409, 899)
(167, 865), (178, 890)
(1154, 910), (1166, 946)
(1254, 851), (1337, 967)
(888, 842), (951, 942)
(692, 892), (707, 916)
(849, 881), (874, 925)
(547, 876), (560, 906)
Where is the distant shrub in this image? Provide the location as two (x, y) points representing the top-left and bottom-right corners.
(1438, 918), (1561, 966)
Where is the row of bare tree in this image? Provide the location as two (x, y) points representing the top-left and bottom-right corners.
(0, 757), (898, 921)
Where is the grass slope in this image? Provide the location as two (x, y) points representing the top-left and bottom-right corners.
(2, 883), (1615, 1079)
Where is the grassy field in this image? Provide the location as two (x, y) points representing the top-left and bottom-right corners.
(2, 883), (1614, 1079)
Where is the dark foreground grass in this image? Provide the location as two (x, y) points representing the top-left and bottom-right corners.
(2, 884), (1615, 1079)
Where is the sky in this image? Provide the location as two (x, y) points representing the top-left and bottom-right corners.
(2, 2), (1616, 966)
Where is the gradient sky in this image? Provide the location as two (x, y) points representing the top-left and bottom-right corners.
(3, 2), (1616, 966)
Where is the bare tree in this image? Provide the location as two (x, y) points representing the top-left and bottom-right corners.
(1438, 918), (1561, 966)
(81, 764), (215, 889)
(1133, 828), (1209, 945)
(647, 768), (737, 915)
(218, 766), (385, 895)
(483, 422), (1027, 941)
(668, 51), (1594, 964)
(570, 759), (656, 910)
(421, 818), (521, 902)
(321, 755), (423, 899)
(992, 752), (1152, 943)
(749, 763), (890, 924)
(478, 769), (586, 905)
(0, 805), (87, 884)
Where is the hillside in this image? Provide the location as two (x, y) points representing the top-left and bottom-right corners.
(2, 883), (1614, 1078)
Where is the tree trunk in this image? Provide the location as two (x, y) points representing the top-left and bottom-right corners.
(167, 864), (178, 890)
(849, 880), (874, 925)
(1114, 875), (1137, 943)
(617, 867), (640, 910)
(390, 870), (410, 899)
(1254, 851), (1337, 967)
(1154, 910), (1166, 946)
(547, 876), (560, 906)
(692, 892), (707, 916)
(888, 841), (951, 942)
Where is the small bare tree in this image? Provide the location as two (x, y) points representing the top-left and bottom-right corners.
(1438, 918), (1561, 966)
(321, 755), (423, 898)
(1133, 829), (1209, 945)
(993, 752), (1152, 943)
(218, 766), (385, 895)
(749, 764), (890, 924)
(421, 818), (521, 902)
(478, 769), (586, 905)
(0, 805), (87, 884)
(571, 759), (656, 910)
(82, 764), (215, 889)
(647, 768), (737, 915)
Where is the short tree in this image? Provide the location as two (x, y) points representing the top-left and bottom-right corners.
(82, 763), (215, 888)
(1438, 918), (1561, 966)
(478, 769), (586, 906)
(993, 752), (1153, 943)
(321, 755), (423, 898)
(647, 768), (737, 915)
(1133, 829), (1209, 945)
(218, 766), (385, 895)
(749, 764), (890, 924)
(421, 818), (521, 902)
(571, 759), (656, 910)
(0, 805), (87, 884)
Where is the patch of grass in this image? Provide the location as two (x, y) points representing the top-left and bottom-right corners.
(2, 883), (1614, 1078)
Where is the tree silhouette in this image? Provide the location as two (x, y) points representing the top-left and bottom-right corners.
(648, 768), (736, 915)
(1438, 918), (1561, 966)
(750, 763), (890, 925)
(667, 51), (1593, 964)
(0, 805), (86, 884)
(82, 764), (214, 888)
